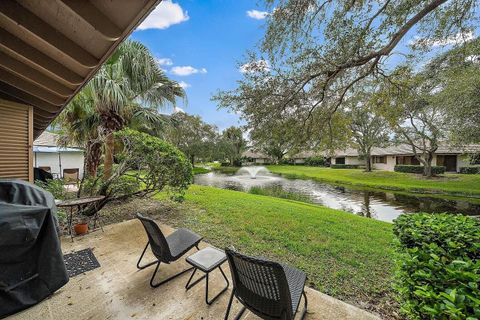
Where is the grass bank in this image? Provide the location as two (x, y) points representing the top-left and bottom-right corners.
(192, 166), (211, 175)
(267, 165), (480, 198)
(154, 185), (395, 317)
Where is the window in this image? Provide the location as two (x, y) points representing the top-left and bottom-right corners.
(335, 157), (345, 165)
(373, 156), (386, 164)
(63, 168), (79, 182)
(396, 156), (420, 165)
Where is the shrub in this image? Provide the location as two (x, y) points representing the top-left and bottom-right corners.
(330, 164), (359, 169)
(278, 158), (294, 165)
(469, 153), (480, 165)
(393, 213), (480, 319)
(35, 178), (68, 200)
(394, 165), (446, 175)
(459, 167), (480, 174)
(305, 156), (327, 166)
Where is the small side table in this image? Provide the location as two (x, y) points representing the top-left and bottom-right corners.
(57, 196), (105, 241)
(185, 247), (229, 305)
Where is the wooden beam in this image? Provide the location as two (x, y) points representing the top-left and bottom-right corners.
(0, 29), (84, 85)
(60, 0), (122, 41)
(0, 82), (59, 114)
(0, 52), (73, 97)
(0, 70), (65, 106)
(0, 0), (98, 68)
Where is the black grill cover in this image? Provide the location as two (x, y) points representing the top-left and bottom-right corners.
(0, 180), (69, 318)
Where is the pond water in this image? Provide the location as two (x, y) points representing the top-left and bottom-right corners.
(194, 166), (480, 223)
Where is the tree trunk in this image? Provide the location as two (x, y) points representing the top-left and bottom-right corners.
(190, 154), (195, 165)
(85, 141), (102, 177)
(365, 153), (372, 172)
(104, 132), (114, 179)
(423, 153), (434, 177)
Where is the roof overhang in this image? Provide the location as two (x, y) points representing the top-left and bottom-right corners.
(0, 0), (161, 138)
(33, 146), (83, 153)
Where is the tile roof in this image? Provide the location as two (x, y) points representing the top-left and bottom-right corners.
(242, 150), (270, 159)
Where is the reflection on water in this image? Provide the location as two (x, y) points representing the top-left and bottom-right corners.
(194, 171), (480, 223)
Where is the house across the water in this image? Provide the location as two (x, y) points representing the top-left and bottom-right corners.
(242, 150), (271, 165)
(291, 151), (317, 164)
(331, 144), (480, 172)
(34, 132), (84, 179)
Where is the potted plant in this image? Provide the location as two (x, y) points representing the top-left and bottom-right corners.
(73, 216), (89, 235)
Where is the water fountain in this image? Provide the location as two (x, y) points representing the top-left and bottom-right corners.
(236, 166), (270, 179)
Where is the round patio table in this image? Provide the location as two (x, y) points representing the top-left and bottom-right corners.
(57, 196), (105, 241)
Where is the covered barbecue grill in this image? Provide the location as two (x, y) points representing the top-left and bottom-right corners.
(0, 180), (69, 318)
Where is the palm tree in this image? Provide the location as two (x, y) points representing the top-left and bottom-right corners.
(57, 40), (185, 178)
(53, 87), (103, 177)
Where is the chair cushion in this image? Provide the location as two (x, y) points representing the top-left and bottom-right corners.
(282, 264), (307, 314)
(166, 228), (202, 260)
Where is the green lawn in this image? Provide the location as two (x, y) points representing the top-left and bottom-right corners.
(192, 166), (211, 175)
(155, 185), (395, 316)
(267, 165), (480, 198)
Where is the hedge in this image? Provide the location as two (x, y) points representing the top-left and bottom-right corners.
(305, 156), (327, 166)
(459, 167), (480, 174)
(330, 164), (359, 169)
(393, 214), (480, 319)
(278, 158), (294, 165)
(394, 165), (446, 175)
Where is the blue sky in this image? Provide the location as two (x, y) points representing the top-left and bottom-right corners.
(130, 1), (477, 132)
(131, 0), (269, 131)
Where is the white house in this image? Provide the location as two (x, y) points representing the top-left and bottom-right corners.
(331, 144), (480, 172)
(242, 150), (271, 165)
(291, 151), (318, 164)
(34, 132), (85, 179)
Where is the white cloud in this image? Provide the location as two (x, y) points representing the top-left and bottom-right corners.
(170, 66), (207, 76)
(239, 60), (270, 73)
(178, 81), (191, 88)
(156, 57), (173, 66)
(246, 9), (269, 20)
(410, 30), (475, 47)
(137, 0), (189, 30)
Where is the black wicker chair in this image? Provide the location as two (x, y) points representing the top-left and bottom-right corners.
(136, 213), (202, 288)
(224, 248), (308, 320)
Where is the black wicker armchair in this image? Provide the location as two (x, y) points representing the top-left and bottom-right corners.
(136, 213), (202, 288)
(225, 248), (308, 320)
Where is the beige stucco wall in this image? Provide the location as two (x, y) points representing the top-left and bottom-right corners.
(345, 156), (362, 165)
(457, 154), (471, 172)
(294, 158), (306, 164)
(372, 155), (396, 171)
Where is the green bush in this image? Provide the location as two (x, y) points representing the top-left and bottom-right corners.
(469, 153), (480, 165)
(393, 213), (480, 319)
(305, 156), (327, 166)
(330, 164), (359, 169)
(459, 167), (480, 174)
(35, 179), (68, 200)
(394, 165), (446, 174)
(278, 158), (294, 165)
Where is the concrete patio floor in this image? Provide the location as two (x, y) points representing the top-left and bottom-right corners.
(10, 219), (380, 320)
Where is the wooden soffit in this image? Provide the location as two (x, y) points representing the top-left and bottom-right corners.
(0, 0), (161, 138)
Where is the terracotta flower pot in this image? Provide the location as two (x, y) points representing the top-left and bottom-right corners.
(74, 223), (88, 235)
